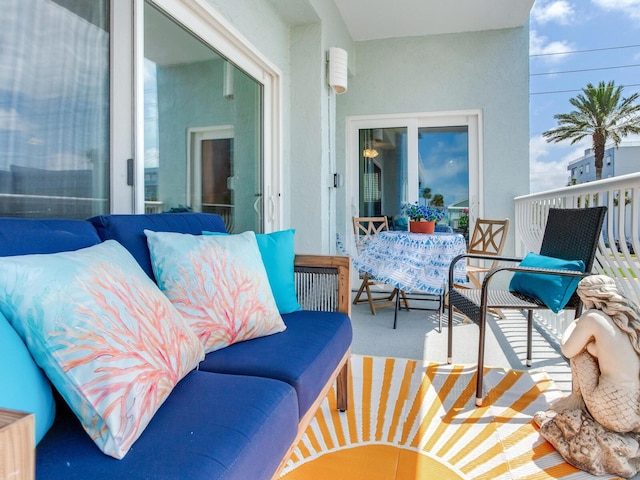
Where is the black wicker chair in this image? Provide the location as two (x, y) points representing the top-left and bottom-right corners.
(446, 207), (607, 407)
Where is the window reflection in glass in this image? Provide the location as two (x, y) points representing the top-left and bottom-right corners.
(144, 2), (263, 233)
(358, 127), (407, 221)
(0, 0), (110, 218)
(418, 127), (469, 230)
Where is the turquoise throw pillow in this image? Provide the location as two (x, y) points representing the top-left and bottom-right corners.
(0, 312), (55, 445)
(509, 252), (585, 313)
(0, 241), (205, 459)
(203, 229), (302, 315)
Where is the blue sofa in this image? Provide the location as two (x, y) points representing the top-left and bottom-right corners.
(0, 213), (352, 480)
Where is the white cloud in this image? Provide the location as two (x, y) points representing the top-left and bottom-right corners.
(592, 0), (640, 20)
(0, 108), (30, 132)
(145, 148), (159, 168)
(531, 0), (575, 25)
(48, 153), (92, 171)
(529, 135), (590, 192)
(530, 157), (568, 193)
(0, 1), (107, 100)
(529, 30), (574, 64)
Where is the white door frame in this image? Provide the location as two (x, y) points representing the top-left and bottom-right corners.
(186, 125), (235, 211)
(345, 110), (483, 271)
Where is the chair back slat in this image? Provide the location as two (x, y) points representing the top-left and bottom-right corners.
(467, 219), (510, 256)
(539, 207), (606, 272)
(352, 216), (389, 256)
(353, 216), (389, 237)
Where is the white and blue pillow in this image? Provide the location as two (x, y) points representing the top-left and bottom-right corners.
(203, 229), (302, 315)
(0, 241), (204, 458)
(145, 230), (286, 354)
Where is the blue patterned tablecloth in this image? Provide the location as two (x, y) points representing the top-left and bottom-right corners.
(352, 231), (467, 294)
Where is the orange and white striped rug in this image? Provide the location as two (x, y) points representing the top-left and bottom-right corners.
(280, 355), (615, 480)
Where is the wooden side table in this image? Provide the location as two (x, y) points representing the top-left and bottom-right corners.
(0, 409), (34, 480)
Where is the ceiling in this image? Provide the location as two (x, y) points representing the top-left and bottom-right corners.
(271, 0), (535, 42)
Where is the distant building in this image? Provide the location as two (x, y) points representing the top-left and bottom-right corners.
(567, 142), (640, 184)
(144, 167), (159, 201)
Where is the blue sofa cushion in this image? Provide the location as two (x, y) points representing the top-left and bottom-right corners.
(0, 217), (101, 256)
(36, 370), (298, 480)
(88, 213), (227, 280)
(199, 310), (352, 418)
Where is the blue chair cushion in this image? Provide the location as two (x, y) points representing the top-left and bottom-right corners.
(36, 370), (298, 480)
(199, 310), (352, 418)
(88, 213), (227, 280)
(0, 217), (101, 256)
(509, 252), (585, 313)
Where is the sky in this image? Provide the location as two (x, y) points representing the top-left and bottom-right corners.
(528, 0), (640, 193)
(418, 130), (469, 209)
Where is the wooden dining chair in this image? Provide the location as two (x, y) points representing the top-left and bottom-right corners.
(464, 218), (510, 289)
(352, 216), (409, 314)
(443, 219), (510, 320)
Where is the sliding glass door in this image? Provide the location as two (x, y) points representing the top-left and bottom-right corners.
(143, 2), (263, 232)
(355, 120), (472, 231)
(1, 0), (278, 232)
(417, 127), (469, 231)
(358, 127), (407, 219)
(0, 0), (110, 218)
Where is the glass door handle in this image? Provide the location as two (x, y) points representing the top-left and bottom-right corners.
(268, 195), (276, 224)
(253, 194), (262, 215)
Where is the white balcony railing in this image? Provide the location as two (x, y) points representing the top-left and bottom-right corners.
(514, 172), (640, 341)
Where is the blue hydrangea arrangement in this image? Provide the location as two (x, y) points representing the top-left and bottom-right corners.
(400, 202), (445, 222)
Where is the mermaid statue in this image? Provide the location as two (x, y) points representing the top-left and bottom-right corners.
(535, 275), (640, 477)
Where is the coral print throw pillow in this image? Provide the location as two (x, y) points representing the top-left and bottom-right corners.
(0, 240), (204, 459)
(145, 230), (286, 353)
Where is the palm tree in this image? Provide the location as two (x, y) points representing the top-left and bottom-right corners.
(430, 193), (445, 207)
(421, 187), (432, 205)
(543, 81), (640, 180)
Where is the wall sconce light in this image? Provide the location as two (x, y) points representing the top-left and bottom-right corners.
(328, 47), (348, 94)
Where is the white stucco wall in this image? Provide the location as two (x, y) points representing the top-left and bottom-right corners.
(335, 27), (531, 255)
(201, 0), (530, 257)
(288, 0), (354, 255)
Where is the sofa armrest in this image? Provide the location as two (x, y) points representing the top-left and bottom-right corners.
(294, 255), (351, 316)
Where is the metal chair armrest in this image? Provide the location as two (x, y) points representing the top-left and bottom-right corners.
(477, 265), (588, 306)
(482, 264), (588, 288)
(447, 253), (522, 285)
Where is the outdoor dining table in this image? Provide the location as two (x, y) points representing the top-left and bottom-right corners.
(352, 230), (467, 329)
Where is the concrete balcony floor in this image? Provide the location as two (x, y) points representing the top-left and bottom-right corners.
(349, 292), (572, 395)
